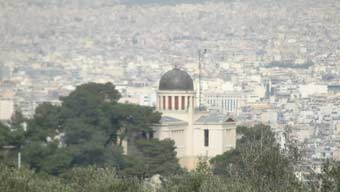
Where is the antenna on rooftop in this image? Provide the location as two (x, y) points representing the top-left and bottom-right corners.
(198, 49), (207, 109)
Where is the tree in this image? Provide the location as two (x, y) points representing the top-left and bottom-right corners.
(111, 104), (161, 146)
(159, 159), (254, 192)
(121, 139), (182, 178)
(64, 166), (146, 192)
(10, 110), (26, 129)
(0, 122), (10, 147)
(320, 160), (340, 192)
(19, 82), (173, 177)
(22, 141), (59, 172)
(0, 164), (146, 192)
(0, 122), (11, 165)
(21, 83), (124, 174)
(27, 102), (61, 141)
(59, 82), (121, 125)
(210, 125), (305, 192)
(0, 120), (26, 167)
(0, 164), (71, 192)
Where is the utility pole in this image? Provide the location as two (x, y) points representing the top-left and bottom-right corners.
(198, 49), (207, 109)
(18, 152), (21, 169)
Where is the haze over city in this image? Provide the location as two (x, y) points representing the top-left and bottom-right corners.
(0, 0), (340, 191)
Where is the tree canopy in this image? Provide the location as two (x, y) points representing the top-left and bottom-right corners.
(210, 125), (306, 192)
(2, 82), (178, 177)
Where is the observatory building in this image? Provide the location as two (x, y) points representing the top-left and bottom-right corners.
(154, 68), (236, 170)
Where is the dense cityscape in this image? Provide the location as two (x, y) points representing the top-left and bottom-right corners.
(1, 0), (340, 189)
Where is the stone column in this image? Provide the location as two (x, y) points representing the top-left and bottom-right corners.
(158, 96), (161, 110)
(179, 95), (182, 111)
(165, 95), (168, 110)
(183, 96), (186, 111)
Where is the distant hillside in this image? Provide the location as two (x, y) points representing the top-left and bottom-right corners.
(121, 0), (234, 5)
(16, 0), (233, 7)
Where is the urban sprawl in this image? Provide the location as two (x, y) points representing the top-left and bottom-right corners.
(0, 0), (340, 181)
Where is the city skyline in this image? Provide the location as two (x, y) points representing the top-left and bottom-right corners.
(1, 0), (340, 184)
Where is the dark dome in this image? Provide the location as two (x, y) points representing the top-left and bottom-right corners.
(159, 68), (194, 91)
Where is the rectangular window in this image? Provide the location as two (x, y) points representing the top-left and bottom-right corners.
(168, 96), (172, 110)
(175, 96), (179, 110)
(204, 129), (209, 147)
(181, 96), (185, 110)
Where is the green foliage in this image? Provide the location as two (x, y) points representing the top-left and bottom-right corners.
(0, 120), (26, 167)
(22, 141), (73, 174)
(40, 148), (74, 175)
(61, 82), (121, 105)
(5, 82), (333, 191)
(160, 160), (252, 192)
(199, 176), (256, 192)
(121, 139), (182, 178)
(2, 121), (340, 192)
(111, 103), (161, 146)
(0, 122), (10, 147)
(210, 124), (305, 192)
(13, 82), (173, 178)
(320, 160), (340, 192)
(60, 82), (120, 124)
(65, 166), (146, 192)
(27, 102), (61, 141)
(161, 172), (207, 192)
(161, 166), (210, 192)
(0, 164), (71, 192)
(0, 165), (146, 192)
(10, 110), (26, 128)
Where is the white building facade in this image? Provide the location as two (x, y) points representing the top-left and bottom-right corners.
(0, 100), (14, 121)
(206, 92), (244, 115)
(154, 68), (236, 170)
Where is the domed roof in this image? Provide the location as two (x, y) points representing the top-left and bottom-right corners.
(159, 68), (194, 91)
